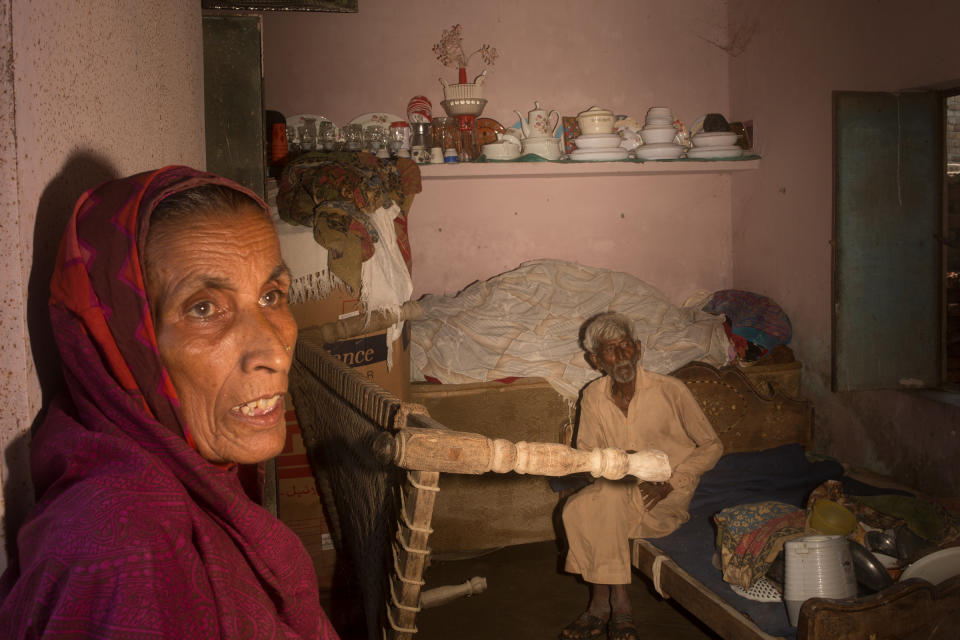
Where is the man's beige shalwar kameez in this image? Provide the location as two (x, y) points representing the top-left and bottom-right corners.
(562, 367), (723, 584)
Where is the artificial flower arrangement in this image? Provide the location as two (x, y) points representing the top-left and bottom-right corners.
(432, 24), (499, 84)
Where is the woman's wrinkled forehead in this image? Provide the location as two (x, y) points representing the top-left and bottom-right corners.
(135, 170), (269, 259)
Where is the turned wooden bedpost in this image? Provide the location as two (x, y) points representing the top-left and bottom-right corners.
(373, 424), (671, 482)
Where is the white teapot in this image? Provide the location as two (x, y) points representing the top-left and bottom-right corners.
(515, 101), (559, 139)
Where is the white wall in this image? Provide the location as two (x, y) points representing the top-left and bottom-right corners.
(262, 0), (734, 302)
(0, 0), (205, 572)
(729, 0), (960, 495)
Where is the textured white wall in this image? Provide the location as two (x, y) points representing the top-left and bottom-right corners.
(0, 0), (205, 572)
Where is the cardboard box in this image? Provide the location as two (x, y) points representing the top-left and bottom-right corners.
(277, 400), (336, 590)
(291, 289), (410, 400)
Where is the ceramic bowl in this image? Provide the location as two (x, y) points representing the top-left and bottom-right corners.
(522, 136), (562, 160)
(692, 131), (738, 147)
(440, 98), (487, 117)
(574, 133), (622, 149)
(442, 82), (484, 101)
(640, 127), (680, 145)
(577, 106), (615, 134)
(482, 142), (521, 160)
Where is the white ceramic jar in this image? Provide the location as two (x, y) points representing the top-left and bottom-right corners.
(577, 106), (615, 135)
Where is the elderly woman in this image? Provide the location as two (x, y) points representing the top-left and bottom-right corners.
(0, 167), (339, 639)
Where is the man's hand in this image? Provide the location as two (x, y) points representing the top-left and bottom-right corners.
(637, 481), (672, 510)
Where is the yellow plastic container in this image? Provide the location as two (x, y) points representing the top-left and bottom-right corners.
(809, 499), (857, 536)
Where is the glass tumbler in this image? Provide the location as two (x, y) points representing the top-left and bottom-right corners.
(318, 121), (337, 151)
(343, 124), (364, 151)
(456, 116), (478, 162)
(300, 118), (317, 152)
(432, 117), (456, 153)
(389, 121), (410, 156)
(364, 125), (386, 153)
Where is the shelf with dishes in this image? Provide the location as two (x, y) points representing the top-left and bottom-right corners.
(418, 156), (760, 180)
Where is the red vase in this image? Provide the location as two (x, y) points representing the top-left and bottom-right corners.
(458, 67), (468, 84)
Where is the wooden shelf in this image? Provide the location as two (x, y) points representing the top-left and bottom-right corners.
(419, 157), (760, 180)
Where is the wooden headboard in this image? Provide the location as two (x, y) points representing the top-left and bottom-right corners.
(671, 362), (813, 453)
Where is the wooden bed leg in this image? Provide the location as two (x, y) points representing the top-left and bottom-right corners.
(420, 576), (488, 609)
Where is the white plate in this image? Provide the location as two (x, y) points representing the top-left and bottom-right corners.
(900, 547), (960, 585)
(692, 131), (739, 147)
(569, 148), (628, 161)
(634, 143), (684, 160)
(686, 146), (744, 159)
(349, 112), (404, 129)
(574, 133), (622, 149)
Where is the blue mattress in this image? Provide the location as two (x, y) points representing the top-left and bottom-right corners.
(648, 444), (901, 639)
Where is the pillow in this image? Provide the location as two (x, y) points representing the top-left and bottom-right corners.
(702, 289), (792, 351)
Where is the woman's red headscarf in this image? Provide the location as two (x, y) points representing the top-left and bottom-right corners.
(0, 166), (338, 639)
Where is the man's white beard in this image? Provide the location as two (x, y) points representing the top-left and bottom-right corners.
(610, 360), (637, 384)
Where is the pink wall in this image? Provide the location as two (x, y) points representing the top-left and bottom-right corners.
(729, 0), (960, 495)
(0, 0), (205, 571)
(262, 0), (735, 302)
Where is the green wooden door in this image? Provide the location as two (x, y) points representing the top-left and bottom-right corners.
(202, 15), (265, 198)
(833, 91), (942, 391)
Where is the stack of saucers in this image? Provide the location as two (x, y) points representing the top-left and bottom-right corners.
(635, 106), (684, 160)
(569, 133), (628, 161)
(688, 130), (744, 159)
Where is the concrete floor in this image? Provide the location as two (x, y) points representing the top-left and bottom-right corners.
(413, 541), (718, 640)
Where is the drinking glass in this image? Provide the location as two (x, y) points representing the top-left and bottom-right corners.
(364, 125), (386, 153)
(318, 121), (337, 151)
(300, 118), (317, 151)
(344, 124), (364, 151)
(432, 117), (455, 152)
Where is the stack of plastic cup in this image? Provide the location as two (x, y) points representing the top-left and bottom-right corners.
(783, 535), (857, 626)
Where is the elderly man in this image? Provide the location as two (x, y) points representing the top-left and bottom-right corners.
(560, 312), (723, 640)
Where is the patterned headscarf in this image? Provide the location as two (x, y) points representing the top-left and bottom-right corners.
(0, 166), (339, 639)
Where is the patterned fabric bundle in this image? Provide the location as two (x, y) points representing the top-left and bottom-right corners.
(702, 289), (792, 352)
(715, 501), (808, 589)
(0, 166), (339, 639)
(277, 151), (421, 290)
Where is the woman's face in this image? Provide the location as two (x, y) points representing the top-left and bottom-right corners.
(147, 205), (297, 465)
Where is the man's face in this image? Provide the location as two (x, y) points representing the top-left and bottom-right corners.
(592, 335), (640, 384)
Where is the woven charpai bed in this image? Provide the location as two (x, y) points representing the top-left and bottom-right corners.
(289, 338), (960, 640)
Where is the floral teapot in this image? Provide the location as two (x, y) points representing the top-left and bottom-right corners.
(514, 101), (559, 139)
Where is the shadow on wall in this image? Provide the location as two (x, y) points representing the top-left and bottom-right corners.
(3, 151), (118, 562)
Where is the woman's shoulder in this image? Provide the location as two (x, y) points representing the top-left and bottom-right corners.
(26, 474), (195, 557)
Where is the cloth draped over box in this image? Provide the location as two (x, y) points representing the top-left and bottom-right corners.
(271, 152), (420, 359)
(411, 259), (732, 400)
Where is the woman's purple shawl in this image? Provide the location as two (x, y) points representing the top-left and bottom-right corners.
(0, 167), (339, 639)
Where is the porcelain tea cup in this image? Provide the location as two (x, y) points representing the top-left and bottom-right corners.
(410, 146), (430, 164)
(521, 136), (561, 160)
(577, 106), (615, 135)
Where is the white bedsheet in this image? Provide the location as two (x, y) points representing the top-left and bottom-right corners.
(411, 259), (731, 400)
